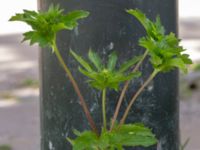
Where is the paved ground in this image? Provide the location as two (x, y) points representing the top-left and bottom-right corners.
(179, 1), (200, 149)
(0, 34), (40, 150)
(0, 0), (200, 150)
(0, 1), (39, 149)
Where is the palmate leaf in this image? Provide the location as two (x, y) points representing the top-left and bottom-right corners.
(110, 123), (157, 147)
(68, 131), (99, 150)
(71, 50), (142, 91)
(108, 72), (141, 85)
(127, 9), (192, 73)
(122, 71), (141, 80)
(9, 10), (38, 26)
(68, 123), (157, 150)
(9, 4), (89, 48)
(166, 58), (187, 73)
(118, 55), (142, 73)
(80, 69), (141, 91)
(70, 50), (93, 72)
(63, 10), (90, 30)
(107, 52), (118, 71)
(88, 49), (103, 71)
(181, 54), (193, 64)
(22, 31), (53, 47)
(127, 9), (165, 38)
(127, 9), (150, 32)
(78, 67), (96, 79)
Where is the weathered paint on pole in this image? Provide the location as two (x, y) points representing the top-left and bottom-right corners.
(38, 0), (179, 150)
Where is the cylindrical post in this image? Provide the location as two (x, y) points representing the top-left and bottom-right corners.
(39, 0), (178, 150)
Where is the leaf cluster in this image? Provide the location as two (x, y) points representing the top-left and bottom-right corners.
(70, 50), (141, 91)
(10, 5), (193, 150)
(9, 5), (89, 48)
(127, 9), (192, 73)
(68, 123), (157, 150)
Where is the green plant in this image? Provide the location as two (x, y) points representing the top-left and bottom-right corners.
(180, 138), (190, 150)
(192, 63), (200, 72)
(10, 5), (192, 150)
(9, 5), (98, 134)
(0, 92), (15, 100)
(0, 145), (12, 150)
(70, 50), (141, 130)
(21, 78), (39, 88)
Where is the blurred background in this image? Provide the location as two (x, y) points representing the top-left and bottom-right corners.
(0, 0), (199, 150)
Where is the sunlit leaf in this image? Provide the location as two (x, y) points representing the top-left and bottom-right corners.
(9, 4), (89, 48)
(63, 10), (89, 30)
(110, 123), (157, 147)
(88, 50), (103, 71)
(68, 123), (157, 150)
(70, 50), (93, 72)
(107, 52), (118, 71)
(168, 58), (187, 73)
(118, 56), (142, 73)
(127, 9), (192, 73)
(72, 50), (141, 91)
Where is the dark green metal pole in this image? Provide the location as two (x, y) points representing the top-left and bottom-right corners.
(39, 0), (179, 150)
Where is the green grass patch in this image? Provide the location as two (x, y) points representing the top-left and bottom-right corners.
(21, 78), (39, 88)
(0, 145), (12, 150)
(0, 92), (15, 100)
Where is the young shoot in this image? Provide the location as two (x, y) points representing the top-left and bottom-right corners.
(70, 50), (141, 130)
(10, 5), (192, 150)
(9, 4), (98, 134)
(119, 9), (192, 124)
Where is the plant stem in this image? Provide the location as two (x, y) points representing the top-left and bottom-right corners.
(52, 40), (98, 135)
(110, 50), (148, 130)
(102, 88), (107, 130)
(119, 69), (158, 125)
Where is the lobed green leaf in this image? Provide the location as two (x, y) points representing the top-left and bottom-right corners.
(72, 50), (142, 91)
(68, 123), (157, 150)
(118, 55), (142, 73)
(107, 52), (118, 71)
(88, 50), (103, 71)
(127, 9), (192, 73)
(70, 50), (93, 72)
(9, 4), (89, 48)
(109, 123), (157, 147)
(63, 10), (90, 30)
